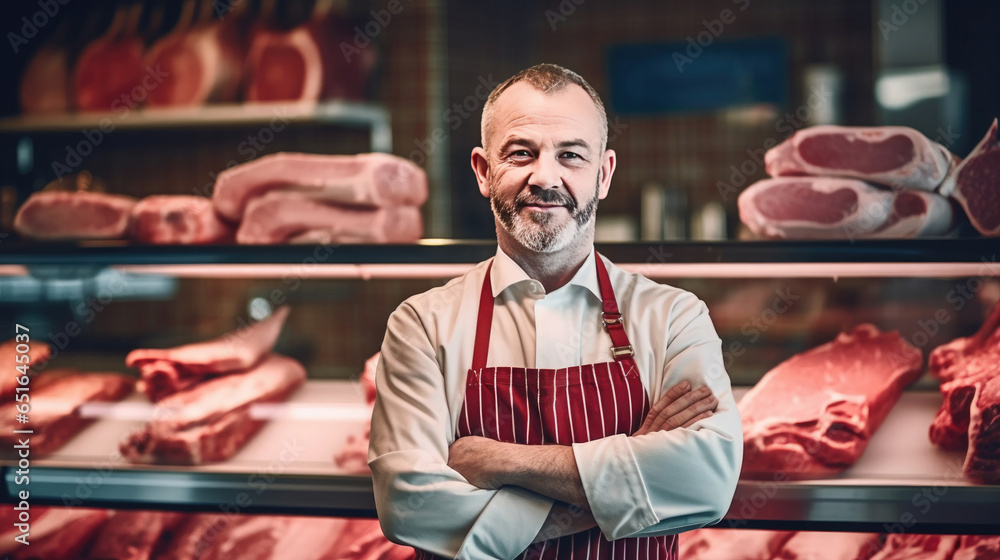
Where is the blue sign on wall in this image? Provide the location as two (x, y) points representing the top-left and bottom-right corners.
(607, 37), (789, 115)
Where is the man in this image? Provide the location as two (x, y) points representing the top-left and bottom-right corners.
(369, 63), (742, 559)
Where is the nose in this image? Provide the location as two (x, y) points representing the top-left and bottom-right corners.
(526, 154), (563, 189)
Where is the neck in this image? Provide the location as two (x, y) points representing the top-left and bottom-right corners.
(496, 226), (595, 293)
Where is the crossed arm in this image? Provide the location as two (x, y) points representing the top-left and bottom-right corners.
(446, 380), (719, 543)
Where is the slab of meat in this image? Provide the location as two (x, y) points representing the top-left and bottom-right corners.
(765, 125), (955, 191)
(966, 374), (1000, 483)
(868, 190), (956, 238)
(868, 534), (959, 560)
(929, 301), (1000, 451)
(0, 371), (134, 456)
(72, 5), (146, 112)
(212, 152), (427, 222)
(739, 324), (922, 476)
(244, 12), (370, 103)
(953, 535), (1000, 560)
(20, 45), (71, 114)
(774, 532), (883, 560)
(324, 518), (415, 560)
(120, 353), (306, 465)
(127, 306), (289, 401)
(154, 514), (232, 560)
(938, 118), (1000, 236)
(198, 515), (349, 560)
(144, 17), (246, 107)
(129, 195), (234, 244)
(87, 510), (185, 560)
(236, 193), (423, 244)
(0, 507), (111, 559)
(738, 177), (894, 239)
(0, 339), (51, 402)
(678, 528), (794, 560)
(360, 352), (379, 405)
(14, 191), (137, 240)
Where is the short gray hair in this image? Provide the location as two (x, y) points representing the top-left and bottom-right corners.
(480, 63), (608, 154)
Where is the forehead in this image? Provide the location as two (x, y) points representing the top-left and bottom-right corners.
(490, 81), (602, 147)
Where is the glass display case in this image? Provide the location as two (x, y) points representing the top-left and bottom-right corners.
(1, 238), (998, 536)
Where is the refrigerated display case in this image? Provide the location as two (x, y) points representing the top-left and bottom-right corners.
(1, 238), (999, 537)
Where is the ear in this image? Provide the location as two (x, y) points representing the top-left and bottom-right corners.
(471, 147), (491, 198)
(598, 149), (616, 199)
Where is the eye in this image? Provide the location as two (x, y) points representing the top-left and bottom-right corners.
(561, 152), (581, 159)
(511, 149), (531, 157)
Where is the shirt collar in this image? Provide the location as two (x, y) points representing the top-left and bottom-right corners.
(490, 246), (602, 301)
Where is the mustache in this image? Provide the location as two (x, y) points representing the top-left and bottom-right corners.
(515, 187), (576, 210)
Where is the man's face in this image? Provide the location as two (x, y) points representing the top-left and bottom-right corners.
(473, 82), (615, 253)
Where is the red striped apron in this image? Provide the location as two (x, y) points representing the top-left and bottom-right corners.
(417, 252), (677, 560)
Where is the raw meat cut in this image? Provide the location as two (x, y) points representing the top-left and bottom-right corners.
(244, 8), (371, 103)
(929, 301), (1000, 451)
(678, 528), (794, 560)
(938, 118), (1000, 236)
(129, 195), (234, 244)
(212, 152), (428, 222)
(244, 25), (323, 102)
(333, 429), (371, 474)
(144, 0), (246, 107)
(738, 177), (894, 239)
(20, 46), (71, 114)
(0, 507), (110, 559)
(127, 306), (290, 401)
(120, 353), (306, 465)
(953, 535), (1000, 560)
(0, 371), (134, 455)
(325, 518), (415, 560)
(87, 510), (185, 560)
(0, 339), (51, 402)
(154, 514), (232, 560)
(14, 191), (137, 240)
(868, 190), (956, 238)
(195, 515), (347, 560)
(868, 534), (959, 560)
(966, 374), (1000, 483)
(739, 324), (922, 476)
(73, 4), (146, 112)
(360, 352), (378, 405)
(236, 193), (423, 244)
(765, 125), (955, 191)
(773, 532), (882, 560)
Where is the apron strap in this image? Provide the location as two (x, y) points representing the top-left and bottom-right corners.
(471, 261), (495, 371)
(472, 251), (636, 370)
(594, 250), (635, 361)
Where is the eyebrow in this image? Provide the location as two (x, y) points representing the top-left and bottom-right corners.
(497, 137), (594, 156)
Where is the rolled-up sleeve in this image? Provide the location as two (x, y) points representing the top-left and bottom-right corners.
(369, 302), (554, 559)
(572, 297), (743, 540)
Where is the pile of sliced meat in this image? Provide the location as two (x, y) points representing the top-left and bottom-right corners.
(679, 529), (997, 560)
(739, 121), (1000, 239)
(0, 506), (413, 560)
(13, 151), (426, 245)
(739, 324), (922, 476)
(121, 306), (306, 465)
(0, 369), (133, 456)
(928, 300), (1000, 484)
(212, 152), (427, 244)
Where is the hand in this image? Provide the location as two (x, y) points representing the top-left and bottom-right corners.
(633, 380), (718, 436)
(447, 436), (505, 489)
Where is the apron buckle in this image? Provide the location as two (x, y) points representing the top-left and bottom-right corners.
(601, 312), (623, 331)
(611, 344), (634, 358)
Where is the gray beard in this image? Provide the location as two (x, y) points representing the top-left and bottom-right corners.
(491, 180), (600, 253)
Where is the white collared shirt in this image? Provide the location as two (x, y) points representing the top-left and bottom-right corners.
(369, 246), (742, 559)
